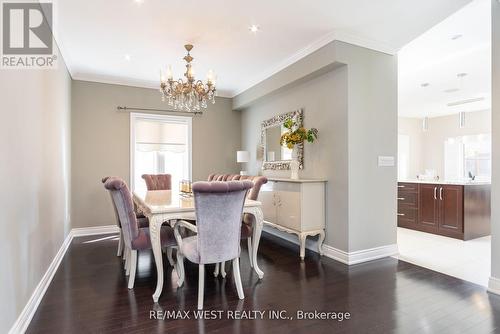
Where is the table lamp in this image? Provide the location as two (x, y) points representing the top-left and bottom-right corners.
(237, 150), (250, 175)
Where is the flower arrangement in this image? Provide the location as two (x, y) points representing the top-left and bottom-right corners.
(280, 118), (318, 149)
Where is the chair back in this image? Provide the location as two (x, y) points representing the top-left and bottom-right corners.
(102, 176), (121, 228)
(207, 174), (268, 200)
(142, 174), (172, 190)
(193, 181), (253, 264)
(103, 177), (139, 248)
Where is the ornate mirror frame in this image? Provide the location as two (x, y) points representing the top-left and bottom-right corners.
(261, 109), (304, 171)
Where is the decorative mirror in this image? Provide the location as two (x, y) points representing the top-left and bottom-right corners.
(261, 109), (304, 170)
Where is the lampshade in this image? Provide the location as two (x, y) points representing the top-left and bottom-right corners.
(237, 150), (250, 163)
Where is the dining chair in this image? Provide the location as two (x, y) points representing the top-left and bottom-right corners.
(207, 174), (268, 277)
(104, 176), (177, 289)
(142, 174), (172, 191)
(174, 180), (253, 309)
(102, 176), (149, 260)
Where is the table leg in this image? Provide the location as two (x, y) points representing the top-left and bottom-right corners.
(250, 207), (264, 279)
(150, 216), (164, 302)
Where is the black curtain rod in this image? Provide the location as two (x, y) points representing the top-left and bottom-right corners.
(116, 106), (203, 115)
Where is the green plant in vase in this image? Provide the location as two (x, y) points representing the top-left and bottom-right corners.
(280, 118), (318, 179)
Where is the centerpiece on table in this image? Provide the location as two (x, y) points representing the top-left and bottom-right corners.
(280, 118), (318, 179)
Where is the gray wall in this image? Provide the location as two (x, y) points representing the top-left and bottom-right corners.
(0, 49), (71, 332)
(491, 0), (500, 284)
(241, 66), (350, 250)
(238, 40), (398, 253)
(71, 81), (241, 228)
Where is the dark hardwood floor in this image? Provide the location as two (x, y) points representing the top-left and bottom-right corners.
(27, 233), (500, 334)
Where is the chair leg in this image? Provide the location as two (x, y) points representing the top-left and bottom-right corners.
(232, 258), (244, 300)
(176, 250), (185, 287)
(214, 263), (220, 277)
(166, 247), (175, 266)
(198, 264), (205, 310)
(220, 261), (226, 278)
(125, 248), (130, 274)
(128, 250), (138, 289)
(117, 230), (124, 257)
(247, 237), (253, 268)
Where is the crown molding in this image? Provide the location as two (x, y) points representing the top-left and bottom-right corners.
(232, 30), (399, 97)
(71, 73), (234, 98)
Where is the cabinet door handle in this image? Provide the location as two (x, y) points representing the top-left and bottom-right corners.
(439, 187), (443, 200)
(398, 197), (405, 201)
(434, 187), (437, 200)
(397, 213), (405, 216)
(398, 185), (405, 188)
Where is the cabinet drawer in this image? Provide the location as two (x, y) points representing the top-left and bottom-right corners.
(398, 182), (418, 192)
(398, 192), (417, 207)
(397, 206), (418, 226)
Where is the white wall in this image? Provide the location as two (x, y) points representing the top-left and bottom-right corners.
(398, 117), (424, 178)
(0, 48), (71, 332)
(399, 110), (491, 180)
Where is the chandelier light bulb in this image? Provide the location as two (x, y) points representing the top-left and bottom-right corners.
(166, 65), (173, 80)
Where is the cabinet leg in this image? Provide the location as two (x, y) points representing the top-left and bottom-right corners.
(299, 234), (306, 260)
(318, 230), (325, 256)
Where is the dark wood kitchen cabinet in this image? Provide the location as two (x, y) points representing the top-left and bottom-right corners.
(398, 182), (490, 240)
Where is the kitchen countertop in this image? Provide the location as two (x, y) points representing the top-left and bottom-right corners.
(398, 179), (491, 186)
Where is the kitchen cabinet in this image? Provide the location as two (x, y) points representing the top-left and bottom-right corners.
(398, 182), (490, 240)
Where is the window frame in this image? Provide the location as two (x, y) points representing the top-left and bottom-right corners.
(129, 112), (192, 191)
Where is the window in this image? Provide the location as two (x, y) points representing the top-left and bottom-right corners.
(444, 134), (491, 181)
(130, 113), (192, 193)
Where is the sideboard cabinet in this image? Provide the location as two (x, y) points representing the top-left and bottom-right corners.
(260, 178), (326, 260)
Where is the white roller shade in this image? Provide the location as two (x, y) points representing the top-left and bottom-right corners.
(135, 119), (187, 153)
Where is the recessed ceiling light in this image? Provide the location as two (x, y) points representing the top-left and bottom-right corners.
(124, 54), (131, 61)
(134, 0), (144, 4)
(444, 88), (460, 93)
(451, 34), (463, 40)
(420, 83), (430, 87)
(249, 25), (260, 33)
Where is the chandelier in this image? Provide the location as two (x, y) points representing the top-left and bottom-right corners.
(160, 44), (216, 112)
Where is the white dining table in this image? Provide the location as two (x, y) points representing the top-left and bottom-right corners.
(133, 189), (265, 302)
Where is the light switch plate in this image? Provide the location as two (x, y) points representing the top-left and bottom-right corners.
(378, 156), (395, 167)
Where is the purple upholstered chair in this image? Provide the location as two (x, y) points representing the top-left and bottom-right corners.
(207, 174), (268, 277)
(102, 176), (149, 258)
(104, 177), (177, 289)
(142, 174), (172, 190)
(174, 180), (253, 309)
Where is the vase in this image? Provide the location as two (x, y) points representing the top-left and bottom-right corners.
(290, 146), (300, 180)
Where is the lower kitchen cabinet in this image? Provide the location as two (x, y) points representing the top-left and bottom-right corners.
(398, 182), (490, 240)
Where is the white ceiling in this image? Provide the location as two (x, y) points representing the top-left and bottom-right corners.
(53, 0), (472, 97)
(398, 0), (491, 118)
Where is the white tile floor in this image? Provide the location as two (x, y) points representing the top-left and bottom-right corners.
(395, 227), (491, 287)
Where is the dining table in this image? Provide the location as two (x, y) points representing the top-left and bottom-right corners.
(132, 189), (265, 302)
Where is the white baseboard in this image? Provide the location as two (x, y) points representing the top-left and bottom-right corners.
(488, 276), (500, 296)
(8, 225), (119, 334)
(71, 225), (119, 237)
(323, 243), (399, 265)
(263, 225), (399, 265)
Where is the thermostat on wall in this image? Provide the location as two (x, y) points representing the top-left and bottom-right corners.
(378, 156), (395, 167)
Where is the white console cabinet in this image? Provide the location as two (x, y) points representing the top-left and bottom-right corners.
(260, 178), (326, 260)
